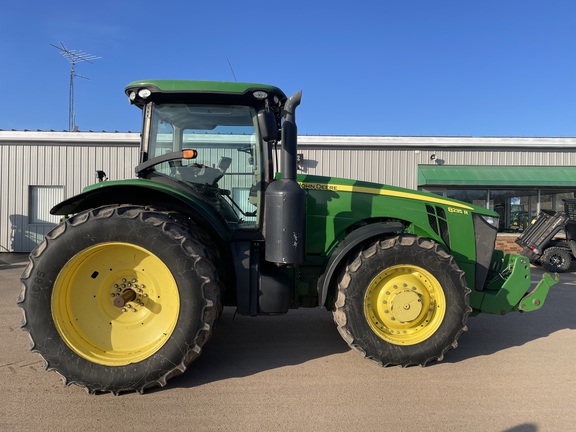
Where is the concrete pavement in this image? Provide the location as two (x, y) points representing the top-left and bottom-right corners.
(1, 254), (575, 432)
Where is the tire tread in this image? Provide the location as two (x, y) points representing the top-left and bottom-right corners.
(333, 234), (471, 367)
(19, 204), (222, 394)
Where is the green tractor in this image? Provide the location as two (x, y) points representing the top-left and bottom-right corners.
(19, 80), (558, 394)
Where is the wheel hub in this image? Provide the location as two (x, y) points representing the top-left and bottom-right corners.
(111, 277), (148, 311)
(391, 291), (422, 322)
(363, 265), (446, 345)
(551, 255), (562, 265)
(52, 242), (180, 366)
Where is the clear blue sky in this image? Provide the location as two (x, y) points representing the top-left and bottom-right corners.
(1, 0), (575, 136)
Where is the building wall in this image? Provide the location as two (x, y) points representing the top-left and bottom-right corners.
(297, 136), (576, 189)
(0, 132), (138, 252)
(2, 132), (576, 252)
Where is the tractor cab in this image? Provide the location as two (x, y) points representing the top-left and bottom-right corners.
(126, 80), (288, 231)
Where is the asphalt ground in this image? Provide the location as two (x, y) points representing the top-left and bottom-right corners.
(1, 253), (575, 432)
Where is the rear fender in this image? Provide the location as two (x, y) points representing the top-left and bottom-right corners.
(51, 183), (230, 241)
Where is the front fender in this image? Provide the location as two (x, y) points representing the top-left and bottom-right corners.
(317, 222), (405, 306)
(51, 180), (230, 241)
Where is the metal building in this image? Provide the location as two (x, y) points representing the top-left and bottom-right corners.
(298, 135), (576, 233)
(0, 131), (138, 252)
(2, 131), (576, 252)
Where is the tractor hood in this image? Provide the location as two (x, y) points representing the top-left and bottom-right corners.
(297, 174), (500, 292)
(297, 174), (496, 218)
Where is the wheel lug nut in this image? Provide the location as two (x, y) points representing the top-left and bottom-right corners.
(132, 308), (137, 312)
(121, 308), (127, 312)
(132, 279), (137, 283)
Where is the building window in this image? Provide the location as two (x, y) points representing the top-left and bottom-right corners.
(446, 189), (488, 208)
(487, 189), (539, 232)
(426, 187), (575, 233)
(29, 186), (64, 224)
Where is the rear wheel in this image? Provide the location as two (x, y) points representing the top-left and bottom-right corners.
(19, 205), (222, 394)
(333, 235), (471, 366)
(540, 247), (572, 273)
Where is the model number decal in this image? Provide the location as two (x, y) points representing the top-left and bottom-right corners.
(448, 207), (469, 215)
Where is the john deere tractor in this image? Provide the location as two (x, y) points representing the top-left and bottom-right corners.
(19, 80), (558, 394)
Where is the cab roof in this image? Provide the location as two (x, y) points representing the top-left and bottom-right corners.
(125, 79), (287, 108)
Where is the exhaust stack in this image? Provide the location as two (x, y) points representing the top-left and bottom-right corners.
(265, 91), (306, 265)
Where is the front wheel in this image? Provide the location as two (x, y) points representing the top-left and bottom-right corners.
(333, 235), (471, 366)
(19, 205), (222, 394)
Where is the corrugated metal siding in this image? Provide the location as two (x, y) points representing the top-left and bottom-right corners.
(299, 147), (424, 189)
(297, 137), (576, 190)
(421, 149), (576, 168)
(3, 132), (576, 252)
(1, 135), (139, 252)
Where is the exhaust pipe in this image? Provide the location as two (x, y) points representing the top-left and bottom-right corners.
(281, 90), (302, 180)
(265, 90), (306, 265)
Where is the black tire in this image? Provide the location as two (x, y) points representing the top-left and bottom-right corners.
(540, 247), (572, 273)
(18, 204), (222, 394)
(333, 234), (471, 366)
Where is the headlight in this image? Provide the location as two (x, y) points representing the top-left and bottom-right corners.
(480, 214), (499, 229)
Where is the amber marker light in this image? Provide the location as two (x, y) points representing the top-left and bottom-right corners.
(182, 149), (198, 159)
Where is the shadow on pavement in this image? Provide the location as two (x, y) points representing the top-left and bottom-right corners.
(168, 267), (576, 388)
(163, 306), (350, 390)
(444, 267), (576, 364)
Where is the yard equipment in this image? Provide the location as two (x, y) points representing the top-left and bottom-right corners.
(516, 199), (576, 272)
(19, 80), (559, 394)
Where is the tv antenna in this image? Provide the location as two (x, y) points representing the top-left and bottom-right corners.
(226, 57), (238, 82)
(51, 42), (101, 131)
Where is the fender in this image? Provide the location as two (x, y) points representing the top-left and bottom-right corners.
(317, 221), (405, 306)
(51, 180), (231, 241)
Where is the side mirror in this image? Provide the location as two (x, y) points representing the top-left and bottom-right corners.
(258, 111), (279, 142)
(218, 156), (232, 173)
(96, 170), (108, 182)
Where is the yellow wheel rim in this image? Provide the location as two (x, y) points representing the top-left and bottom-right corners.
(52, 242), (180, 366)
(364, 265), (446, 345)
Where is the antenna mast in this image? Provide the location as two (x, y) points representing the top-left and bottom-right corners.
(51, 42), (101, 131)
